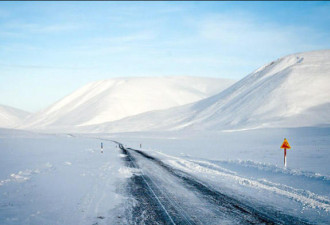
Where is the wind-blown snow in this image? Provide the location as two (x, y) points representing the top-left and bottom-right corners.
(79, 50), (330, 133)
(1, 127), (329, 224)
(0, 104), (30, 128)
(0, 129), (125, 225)
(100, 127), (330, 223)
(21, 76), (234, 131)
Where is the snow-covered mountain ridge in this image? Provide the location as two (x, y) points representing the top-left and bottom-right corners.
(188, 49), (330, 129)
(21, 76), (235, 130)
(79, 49), (330, 133)
(0, 105), (30, 128)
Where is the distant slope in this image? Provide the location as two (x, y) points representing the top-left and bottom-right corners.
(187, 49), (330, 130)
(22, 76), (235, 130)
(79, 50), (330, 133)
(0, 105), (30, 128)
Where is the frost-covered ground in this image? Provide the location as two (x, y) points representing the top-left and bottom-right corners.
(0, 129), (126, 225)
(0, 127), (329, 224)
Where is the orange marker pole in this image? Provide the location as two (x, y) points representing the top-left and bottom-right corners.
(281, 138), (291, 168)
(284, 148), (287, 167)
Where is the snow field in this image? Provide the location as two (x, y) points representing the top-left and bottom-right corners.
(0, 133), (126, 225)
(0, 126), (329, 224)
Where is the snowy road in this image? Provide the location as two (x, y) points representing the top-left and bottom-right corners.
(1, 132), (328, 224)
(117, 143), (311, 225)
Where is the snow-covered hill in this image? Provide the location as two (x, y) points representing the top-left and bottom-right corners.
(0, 105), (30, 128)
(187, 49), (330, 130)
(80, 50), (330, 133)
(22, 76), (234, 130)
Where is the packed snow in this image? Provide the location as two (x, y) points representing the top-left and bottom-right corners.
(102, 127), (330, 223)
(1, 127), (329, 224)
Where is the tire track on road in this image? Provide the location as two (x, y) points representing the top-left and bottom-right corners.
(130, 148), (312, 225)
(120, 145), (197, 225)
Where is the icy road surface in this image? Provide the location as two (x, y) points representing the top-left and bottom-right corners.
(0, 130), (329, 224)
(116, 143), (319, 225)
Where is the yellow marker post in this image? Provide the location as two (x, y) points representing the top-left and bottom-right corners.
(280, 138), (291, 167)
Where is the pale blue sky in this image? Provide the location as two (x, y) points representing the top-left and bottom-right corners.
(1, 1), (330, 112)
